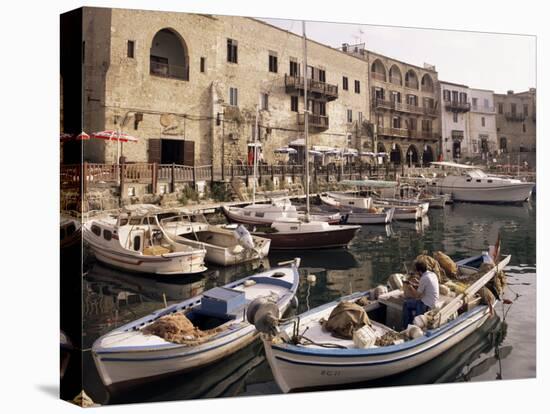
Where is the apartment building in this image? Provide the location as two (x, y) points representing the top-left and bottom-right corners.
(440, 81), (471, 160)
(494, 88), (536, 153)
(468, 88), (498, 159)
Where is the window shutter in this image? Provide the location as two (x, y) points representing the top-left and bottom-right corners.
(148, 139), (161, 164)
(183, 141), (195, 166)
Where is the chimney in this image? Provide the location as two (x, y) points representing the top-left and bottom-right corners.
(507, 90), (514, 95)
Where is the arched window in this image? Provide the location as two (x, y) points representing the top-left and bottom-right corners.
(150, 28), (189, 81)
(405, 69), (419, 89)
(421, 74), (434, 92)
(371, 59), (387, 82)
(389, 65), (402, 85)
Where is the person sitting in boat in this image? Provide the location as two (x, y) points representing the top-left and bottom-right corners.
(402, 260), (439, 327)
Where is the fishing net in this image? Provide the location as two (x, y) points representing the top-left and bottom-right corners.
(321, 301), (371, 339)
(375, 331), (407, 347)
(433, 251), (458, 278)
(415, 254), (448, 283)
(143, 313), (226, 345)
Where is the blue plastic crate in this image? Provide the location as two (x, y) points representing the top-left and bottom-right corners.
(200, 287), (246, 318)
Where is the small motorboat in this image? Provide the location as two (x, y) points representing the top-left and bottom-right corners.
(92, 258), (301, 389)
(373, 203), (423, 221)
(320, 192), (373, 210)
(83, 205), (207, 276)
(344, 207), (395, 225)
(260, 252), (510, 393)
(160, 213), (271, 266)
(249, 220), (361, 250)
(430, 161), (535, 203)
(222, 199), (298, 225)
(375, 197), (430, 217)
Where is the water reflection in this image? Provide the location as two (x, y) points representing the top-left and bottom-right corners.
(76, 200), (535, 403)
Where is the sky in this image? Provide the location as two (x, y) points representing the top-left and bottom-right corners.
(261, 18), (536, 94)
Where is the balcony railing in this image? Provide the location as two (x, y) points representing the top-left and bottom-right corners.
(389, 76), (402, 85)
(505, 112), (526, 122)
(471, 105), (495, 113)
(378, 127), (439, 141)
(297, 113), (329, 130)
(371, 72), (387, 82)
(285, 75), (338, 101)
(444, 100), (471, 112)
(374, 98), (439, 117)
(150, 60), (189, 81)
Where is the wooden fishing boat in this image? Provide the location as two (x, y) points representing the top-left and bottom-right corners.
(319, 193), (394, 225)
(92, 258), (301, 389)
(160, 213), (271, 266)
(250, 220), (361, 250)
(260, 253), (510, 392)
(83, 206), (207, 276)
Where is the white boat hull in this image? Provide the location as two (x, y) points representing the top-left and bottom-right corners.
(439, 183), (534, 203)
(345, 208), (394, 225)
(264, 304), (492, 393)
(88, 243), (207, 275)
(180, 236), (271, 266)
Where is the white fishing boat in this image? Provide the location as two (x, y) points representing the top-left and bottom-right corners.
(260, 253), (510, 393)
(344, 207), (395, 225)
(92, 259), (301, 389)
(160, 213), (271, 266)
(430, 161), (534, 203)
(60, 215), (81, 249)
(222, 199), (299, 225)
(375, 197), (429, 216)
(374, 203), (422, 221)
(83, 206), (207, 276)
(321, 192), (373, 210)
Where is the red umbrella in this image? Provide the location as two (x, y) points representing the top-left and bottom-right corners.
(60, 132), (90, 142)
(91, 130), (138, 143)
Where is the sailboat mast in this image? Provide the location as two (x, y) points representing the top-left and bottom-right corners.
(253, 95), (260, 204)
(302, 20), (310, 218)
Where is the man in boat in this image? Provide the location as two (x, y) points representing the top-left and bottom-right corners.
(402, 260), (439, 327)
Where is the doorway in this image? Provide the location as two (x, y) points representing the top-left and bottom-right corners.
(149, 138), (195, 165)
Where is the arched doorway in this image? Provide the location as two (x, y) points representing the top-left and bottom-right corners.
(150, 28), (189, 80)
(422, 145), (434, 166)
(406, 145), (419, 167)
(390, 143), (402, 165)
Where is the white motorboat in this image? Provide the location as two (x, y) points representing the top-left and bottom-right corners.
(260, 253), (510, 393)
(160, 213), (271, 266)
(430, 161), (535, 203)
(92, 259), (300, 389)
(83, 206), (207, 276)
(319, 193), (394, 225)
(222, 199), (299, 225)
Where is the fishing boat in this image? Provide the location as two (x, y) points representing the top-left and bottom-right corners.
(374, 198), (429, 217)
(60, 215), (81, 249)
(92, 258), (301, 389)
(430, 161), (535, 203)
(319, 193), (393, 225)
(83, 205), (207, 276)
(160, 213), (271, 266)
(260, 251), (510, 392)
(249, 220), (361, 250)
(222, 199), (299, 225)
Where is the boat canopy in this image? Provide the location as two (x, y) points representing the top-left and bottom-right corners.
(340, 179), (398, 188)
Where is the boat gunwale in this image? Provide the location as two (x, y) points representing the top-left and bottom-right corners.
(93, 265), (300, 355)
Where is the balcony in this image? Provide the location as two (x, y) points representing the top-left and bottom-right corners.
(373, 98), (439, 117)
(471, 105), (495, 113)
(371, 72), (387, 82)
(505, 112), (526, 122)
(444, 100), (471, 112)
(378, 127), (439, 141)
(150, 61), (189, 81)
(285, 75), (338, 101)
(297, 113), (329, 130)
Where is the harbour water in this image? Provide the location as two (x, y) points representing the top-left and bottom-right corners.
(77, 200), (536, 404)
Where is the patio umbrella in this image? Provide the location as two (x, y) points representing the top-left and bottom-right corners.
(60, 132), (90, 142)
(274, 147), (298, 154)
(92, 130), (138, 165)
(308, 150), (323, 157)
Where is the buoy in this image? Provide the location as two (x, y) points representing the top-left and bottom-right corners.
(307, 274), (317, 284)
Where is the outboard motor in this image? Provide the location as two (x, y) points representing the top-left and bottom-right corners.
(246, 297), (281, 335)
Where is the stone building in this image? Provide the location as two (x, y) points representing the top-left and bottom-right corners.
(440, 81), (471, 160)
(494, 88), (536, 153)
(342, 45), (441, 166)
(73, 8), (372, 169)
(467, 88), (498, 159)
